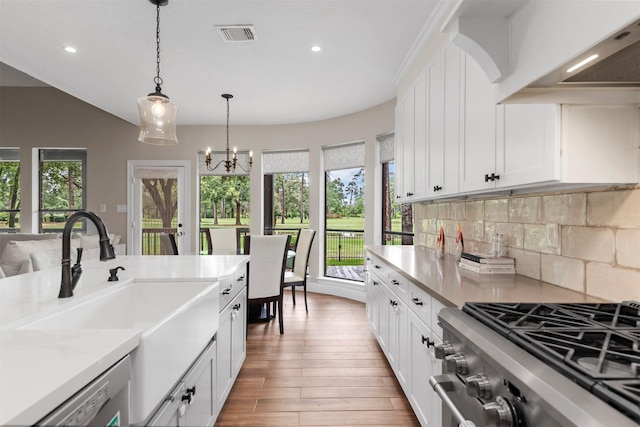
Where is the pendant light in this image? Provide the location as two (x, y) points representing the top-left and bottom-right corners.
(137, 0), (178, 145)
(205, 94), (253, 173)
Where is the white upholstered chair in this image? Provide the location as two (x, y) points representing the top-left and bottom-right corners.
(247, 234), (291, 334)
(207, 228), (238, 254)
(283, 229), (316, 312)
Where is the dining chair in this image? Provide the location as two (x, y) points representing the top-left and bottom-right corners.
(282, 229), (316, 312)
(160, 233), (178, 255)
(208, 228), (238, 254)
(247, 234), (291, 334)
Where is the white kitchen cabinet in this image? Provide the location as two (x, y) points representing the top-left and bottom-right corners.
(408, 311), (438, 427)
(364, 250), (446, 427)
(385, 284), (409, 391)
(459, 52), (500, 193)
(216, 286), (247, 411)
(395, 71), (428, 202)
(428, 45), (462, 198)
(497, 104), (560, 188)
(148, 339), (217, 427)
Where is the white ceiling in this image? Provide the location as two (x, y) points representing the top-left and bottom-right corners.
(0, 0), (437, 125)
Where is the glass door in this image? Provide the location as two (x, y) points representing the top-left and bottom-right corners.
(128, 161), (190, 255)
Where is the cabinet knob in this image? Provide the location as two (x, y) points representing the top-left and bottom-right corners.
(390, 279), (400, 286)
(390, 300), (398, 307)
(411, 297), (423, 306)
(237, 275), (245, 282)
(406, 192), (414, 196)
(222, 288), (232, 295)
(433, 185), (442, 192)
(484, 173), (501, 182)
(421, 335), (434, 347)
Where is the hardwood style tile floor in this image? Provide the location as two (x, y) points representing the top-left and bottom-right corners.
(215, 291), (420, 426)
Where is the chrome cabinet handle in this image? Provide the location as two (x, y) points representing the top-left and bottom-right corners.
(430, 375), (477, 427)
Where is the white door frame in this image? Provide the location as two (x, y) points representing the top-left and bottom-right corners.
(127, 160), (191, 255)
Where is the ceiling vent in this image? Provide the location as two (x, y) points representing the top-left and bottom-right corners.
(215, 25), (258, 42)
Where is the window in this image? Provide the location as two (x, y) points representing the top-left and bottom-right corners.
(379, 132), (413, 245)
(323, 142), (365, 281)
(0, 148), (20, 232)
(263, 150), (310, 247)
(39, 149), (87, 233)
(198, 150), (250, 254)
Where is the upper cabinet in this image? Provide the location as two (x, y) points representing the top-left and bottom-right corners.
(394, 42), (639, 202)
(395, 71), (428, 203)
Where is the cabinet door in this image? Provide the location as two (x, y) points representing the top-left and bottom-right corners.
(399, 89), (415, 201)
(412, 70), (428, 200)
(394, 102), (404, 202)
(376, 282), (391, 354)
(498, 104), (560, 188)
(185, 341), (217, 427)
(441, 44), (461, 196)
(408, 311), (436, 427)
(147, 382), (185, 427)
(392, 298), (410, 393)
(216, 302), (233, 408)
(231, 288), (247, 377)
(428, 51), (444, 198)
(459, 52), (498, 193)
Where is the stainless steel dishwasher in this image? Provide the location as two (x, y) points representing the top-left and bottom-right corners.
(35, 355), (131, 426)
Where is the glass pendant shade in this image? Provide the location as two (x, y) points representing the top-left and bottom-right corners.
(137, 93), (178, 145)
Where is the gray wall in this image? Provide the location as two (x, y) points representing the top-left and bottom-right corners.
(1, 86), (394, 278)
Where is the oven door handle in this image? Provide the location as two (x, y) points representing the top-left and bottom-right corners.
(430, 374), (477, 427)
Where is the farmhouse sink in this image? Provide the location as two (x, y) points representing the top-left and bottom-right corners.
(19, 280), (220, 424)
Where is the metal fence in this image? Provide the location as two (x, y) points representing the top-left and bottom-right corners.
(382, 230), (414, 246)
(325, 229), (365, 265)
(142, 227), (176, 255)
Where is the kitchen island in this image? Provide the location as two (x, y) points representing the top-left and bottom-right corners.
(0, 254), (248, 426)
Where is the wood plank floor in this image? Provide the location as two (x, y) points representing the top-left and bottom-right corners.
(215, 291), (420, 426)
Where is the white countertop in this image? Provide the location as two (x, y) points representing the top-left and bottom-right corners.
(0, 254), (249, 426)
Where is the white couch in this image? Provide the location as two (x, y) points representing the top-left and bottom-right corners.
(0, 233), (126, 278)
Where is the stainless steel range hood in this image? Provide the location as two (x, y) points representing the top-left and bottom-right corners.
(530, 19), (640, 89)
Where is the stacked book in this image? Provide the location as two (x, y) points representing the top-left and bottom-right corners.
(459, 253), (515, 274)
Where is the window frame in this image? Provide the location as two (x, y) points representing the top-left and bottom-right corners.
(38, 148), (87, 233)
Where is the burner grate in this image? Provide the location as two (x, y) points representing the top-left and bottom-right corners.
(463, 301), (640, 422)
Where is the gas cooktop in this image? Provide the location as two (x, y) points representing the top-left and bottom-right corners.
(463, 301), (640, 422)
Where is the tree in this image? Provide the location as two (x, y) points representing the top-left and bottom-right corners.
(142, 178), (177, 228)
(325, 174), (344, 217)
(0, 161), (20, 228)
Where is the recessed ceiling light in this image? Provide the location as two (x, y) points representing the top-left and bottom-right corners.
(64, 46), (77, 53)
(311, 45), (321, 52)
(566, 54), (598, 73)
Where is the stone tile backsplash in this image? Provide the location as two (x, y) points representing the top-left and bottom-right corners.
(415, 185), (640, 301)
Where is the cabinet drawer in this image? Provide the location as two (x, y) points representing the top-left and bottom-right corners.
(387, 270), (409, 303)
(408, 283), (432, 326)
(219, 266), (247, 312)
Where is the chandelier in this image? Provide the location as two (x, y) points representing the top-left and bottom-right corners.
(205, 94), (253, 173)
(137, 0), (178, 146)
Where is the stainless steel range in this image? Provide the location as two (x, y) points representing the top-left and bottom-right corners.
(430, 301), (640, 427)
